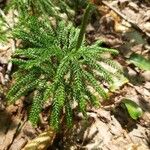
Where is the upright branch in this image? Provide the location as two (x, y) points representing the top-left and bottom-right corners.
(76, 3), (94, 51)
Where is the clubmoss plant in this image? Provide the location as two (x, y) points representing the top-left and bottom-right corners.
(7, 4), (123, 130)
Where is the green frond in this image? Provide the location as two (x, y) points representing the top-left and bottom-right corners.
(87, 45), (119, 55)
(12, 70), (26, 80)
(8, 79), (39, 104)
(55, 21), (69, 49)
(11, 58), (28, 66)
(83, 70), (108, 99)
(5, 0), (74, 20)
(68, 27), (80, 50)
(7, 71), (38, 101)
(40, 63), (55, 77)
(14, 49), (38, 59)
(72, 62), (84, 91)
(29, 80), (46, 125)
(43, 83), (54, 102)
(29, 89), (44, 125)
(14, 48), (44, 56)
(65, 101), (73, 128)
(50, 101), (61, 130)
(13, 18), (55, 48)
(31, 0), (59, 16)
(50, 83), (65, 129)
(13, 30), (44, 47)
(72, 62), (87, 115)
(102, 58), (123, 73)
(78, 93), (87, 116)
(53, 55), (71, 87)
(15, 46), (63, 61)
(84, 89), (100, 107)
(83, 56), (114, 85)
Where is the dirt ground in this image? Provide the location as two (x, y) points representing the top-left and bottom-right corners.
(0, 0), (150, 150)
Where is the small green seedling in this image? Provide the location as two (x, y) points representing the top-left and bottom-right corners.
(129, 53), (150, 71)
(121, 99), (143, 120)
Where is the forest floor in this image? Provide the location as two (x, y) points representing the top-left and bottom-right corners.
(0, 0), (150, 150)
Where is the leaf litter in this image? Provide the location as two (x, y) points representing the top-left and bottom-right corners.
(0, 0), (150, 150)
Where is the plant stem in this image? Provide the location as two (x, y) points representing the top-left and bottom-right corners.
(76, 3), (94, 51)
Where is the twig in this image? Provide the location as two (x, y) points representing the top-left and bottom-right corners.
(0, 9), (12, 30)
(76, 3), (94, 51)
(102, 1), (150, 37)
(4, 39), (16, 84)
(0, 9), (16, 84)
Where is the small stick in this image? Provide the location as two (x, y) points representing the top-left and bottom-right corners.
(4, 38), (16, 84)
(0, 9), (16, 84)
(102, 1), (149, 37)
(0, 9), (12, 30)
(76, 3), (94, 51)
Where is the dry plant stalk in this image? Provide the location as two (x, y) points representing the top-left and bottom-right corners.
(22, 127), (56, 150)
